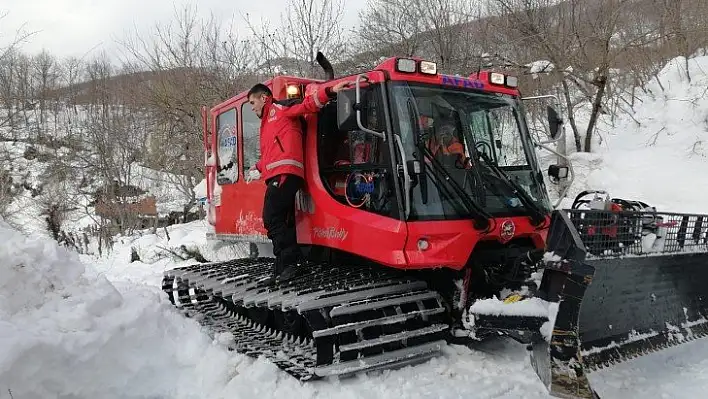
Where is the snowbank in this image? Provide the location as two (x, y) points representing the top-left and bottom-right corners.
(85, 219), (263, 286)
(0, 221), (240, 398)
(0, 220), (84, 316)
(113, 220), (252, 264)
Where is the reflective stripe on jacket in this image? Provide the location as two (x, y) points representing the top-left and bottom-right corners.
(255, 87), (333, 181)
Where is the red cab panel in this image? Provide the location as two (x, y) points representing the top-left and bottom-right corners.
(404, 218), (549, 270)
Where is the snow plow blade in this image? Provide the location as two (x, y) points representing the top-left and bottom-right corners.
(531, 209), (708, 399)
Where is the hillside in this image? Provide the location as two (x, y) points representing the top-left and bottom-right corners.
(0, 106), (197, 249)
(555, 54), (708, 213)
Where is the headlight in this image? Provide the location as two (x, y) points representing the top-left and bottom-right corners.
(490, 72), (505, 85)
(286, 84), (301, 98)
(396, 58), (417, 73)
(419, 61), (437, 75)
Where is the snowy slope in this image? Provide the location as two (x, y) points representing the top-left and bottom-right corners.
(556, 55), (708, 213)
(1, 104), (197, 239)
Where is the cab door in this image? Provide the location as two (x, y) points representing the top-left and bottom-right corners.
(211, 98), (267, 241)
(202, 106), (217, 226)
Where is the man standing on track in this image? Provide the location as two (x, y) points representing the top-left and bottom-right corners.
(246, 80), (351, 282)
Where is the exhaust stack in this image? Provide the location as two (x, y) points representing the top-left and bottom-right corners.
(316, 51), (335, 80)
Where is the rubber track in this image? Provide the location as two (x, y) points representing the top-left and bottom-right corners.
(162, 273), (318, 379)
(161, 257), (449, 380)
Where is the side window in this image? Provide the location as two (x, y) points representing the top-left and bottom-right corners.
(216, 108), (238, 185)
(468, 110), (493, 155)
(467, 108), (527, 167)
(316, 86), (395, 218)
(242, 102), (260, 170)
(487, 107), (527, 167)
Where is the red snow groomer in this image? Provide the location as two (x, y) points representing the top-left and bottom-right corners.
(162, 53), (708, 399)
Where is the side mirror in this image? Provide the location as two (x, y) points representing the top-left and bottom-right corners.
(547, 105), (563, 140)
(337, 89), (361, 132)
(548, 164), (569, 182)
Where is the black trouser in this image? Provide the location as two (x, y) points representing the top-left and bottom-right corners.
(263, 173), (303, 275)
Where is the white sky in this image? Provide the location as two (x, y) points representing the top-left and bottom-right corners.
(1, 0), (365, 61)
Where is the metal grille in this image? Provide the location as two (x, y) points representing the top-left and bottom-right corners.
(565, 209), (708, 257)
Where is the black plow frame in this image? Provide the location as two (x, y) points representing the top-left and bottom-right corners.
(531, 209), (708, 399)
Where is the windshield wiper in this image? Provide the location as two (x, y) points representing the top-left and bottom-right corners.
(407, 99), (429, 205)
(405, 100), (491, 229)
(405, 99), (492, 230)
(421, 145), (494, 230)
(476, 152), (547, 226)
(403, 96), (495, 230)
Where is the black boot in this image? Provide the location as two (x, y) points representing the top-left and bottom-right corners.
(276, 242), (303, 281)
(278, 263), (299, 282)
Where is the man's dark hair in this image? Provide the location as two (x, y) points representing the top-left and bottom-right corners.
(247, 83), (272, 98)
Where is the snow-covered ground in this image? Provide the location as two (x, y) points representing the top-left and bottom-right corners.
(0, 220), (240, 399)
(3, 218), (708, 399)
(3, 54), (708, 399)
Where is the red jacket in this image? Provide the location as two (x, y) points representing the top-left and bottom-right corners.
(254, 86), (333, 182)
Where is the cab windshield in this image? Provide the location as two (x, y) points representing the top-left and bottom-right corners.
(388, 81), (550, 221)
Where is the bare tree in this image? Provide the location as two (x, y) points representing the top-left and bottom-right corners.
(117, 4), (259, 221)
(415, 0), (483, 71)
(49, 53), (145, 235)
(0, 12), (36, 222)
(652, 0), (708, 83)
(356, 0), (425, 58)
(0, 48), (22, 132)
(488, 0), (667, 152)
(29, 50), (60, 130)
(0, 149), (18, 222)
(354, 0), (483, 72)
(245, 0), (348, 77)
(0, 11), (36, 132)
